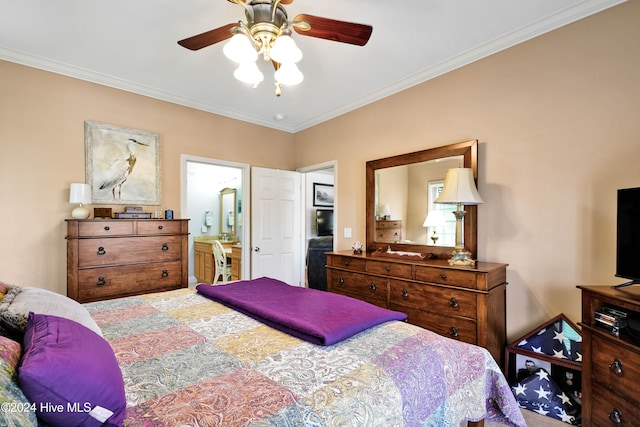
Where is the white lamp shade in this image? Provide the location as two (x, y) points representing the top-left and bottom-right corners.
(69, 183), (91, 204)
(423, 210), (445, 227)
(223, 34), (258, 63)
(270, 35), (302, 64)
(233, 62), (264, 86)
(274, 62), (303, 86)
(434, 168), (483, 205)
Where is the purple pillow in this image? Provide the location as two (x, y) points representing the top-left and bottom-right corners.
(19, 313), (126, 427)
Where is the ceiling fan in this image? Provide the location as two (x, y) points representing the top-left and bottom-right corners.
(178, 0), (373, 96)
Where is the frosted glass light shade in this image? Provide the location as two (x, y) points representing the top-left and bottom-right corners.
(275, 62), (303, 86)
(233, 62), (264, 87)
(434, 168), (483, 205)
(270, 35), (302, 64)
(223, 34), (258, 63)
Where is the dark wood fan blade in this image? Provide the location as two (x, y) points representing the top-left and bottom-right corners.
(293, 14), (372, 46)
(178, 23), (236, 51)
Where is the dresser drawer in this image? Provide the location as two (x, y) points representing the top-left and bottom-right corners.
(78, 235), (183, 267)
(414, 266), (477, 289)
(77, 261), (183, 301)
(376, 221), (402, 229)
(78, 221), (134, 237)
(328, 271), (387, 304)
(390, 304), (477, 343)
(366, 260), (412, 279)
(137, 220), (183, 235)
(327, 255), (366, 272)
(591, 381), (640, 426)
(591, 333), (640, 398)
(389, 280), (477, 319)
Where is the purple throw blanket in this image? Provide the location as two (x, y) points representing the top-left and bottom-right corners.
(196, 277), (407, 346)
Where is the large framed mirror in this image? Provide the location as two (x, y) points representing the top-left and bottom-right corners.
(366, 140), (478, 258)
(220, 187), (237, 237)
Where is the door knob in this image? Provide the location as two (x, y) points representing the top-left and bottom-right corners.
(253, 247), (260, 252)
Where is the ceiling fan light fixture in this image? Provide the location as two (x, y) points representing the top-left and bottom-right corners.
(270, 34), (302, 64)
(233, 61), (264, 87)
(274, 62), (303, 86)
(223, 33), (257, 63)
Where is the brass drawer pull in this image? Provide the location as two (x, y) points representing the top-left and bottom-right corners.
(162, 243), (169, 251)
(609, 408), (622, 425)
(439, 274), (447, 280)
(343, 260), (350, 266)
(338, 277), (345, 285)
(449, 327), (458, 338)
(158, 225), (163, 230)
(96, 276), (106, 286)
(104, 226), (110, 231)
(402, 288), (409, 299)
(97, 246), (106, 255)
(609, 358), (623, 376)
(385, 266), (391, 272)
(370, 282), (376, 291)
(162, 269), (169, 277)
(450, 297), (458, 308)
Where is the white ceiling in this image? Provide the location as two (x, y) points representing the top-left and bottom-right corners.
(0, 0), (624, 133)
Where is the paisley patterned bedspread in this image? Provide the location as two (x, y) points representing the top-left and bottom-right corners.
(85, 287), (525, 427)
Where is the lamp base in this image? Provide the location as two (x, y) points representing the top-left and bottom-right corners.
(71, 205), (90, 220)
(448, 248), (476, 267)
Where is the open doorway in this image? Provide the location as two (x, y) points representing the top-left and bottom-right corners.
(180, 155), (250, 286)
(299, 161), (336, 290)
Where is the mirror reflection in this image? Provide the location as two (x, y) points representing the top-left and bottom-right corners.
(220, 187), (237, 237)
(366, 140), (478, 258)
(375, 156), (463, 246)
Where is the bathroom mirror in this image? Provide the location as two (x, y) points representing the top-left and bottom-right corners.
(220, 187), (237, 237)
(366, 140), (478, 258)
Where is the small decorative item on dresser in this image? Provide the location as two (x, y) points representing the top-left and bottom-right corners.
(165, 210), (174, 219)
(93, 207), (112, 218)
(352, 241), (363, 254)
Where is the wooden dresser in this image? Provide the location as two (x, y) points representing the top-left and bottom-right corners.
(578, 285), (640, 426)
(66, 219), (189, 303)
(326, 250), (508, 365)
(375, 220), (403, 243)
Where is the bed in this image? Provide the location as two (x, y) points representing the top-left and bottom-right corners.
(0, 278), (525, 427)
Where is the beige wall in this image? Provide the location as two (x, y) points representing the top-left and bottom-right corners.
(0, 61), (295, 296)
(1, 1), (639, 340)
(295, 1), (640, 339)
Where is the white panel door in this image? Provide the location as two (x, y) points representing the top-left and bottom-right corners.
(251, 167), (303, 286)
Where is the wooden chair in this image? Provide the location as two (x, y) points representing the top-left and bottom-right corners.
(213, 240), (232, 284)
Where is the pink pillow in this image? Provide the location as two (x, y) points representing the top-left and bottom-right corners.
(19, 313), (126, 426)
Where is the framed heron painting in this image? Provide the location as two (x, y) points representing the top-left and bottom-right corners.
(84, 121), (161, 205)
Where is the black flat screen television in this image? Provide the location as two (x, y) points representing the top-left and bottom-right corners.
(615, 187), (640, 288)
(316, 209), (334, 237)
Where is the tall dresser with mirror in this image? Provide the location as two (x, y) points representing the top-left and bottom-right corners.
(327, 140), (509, 366)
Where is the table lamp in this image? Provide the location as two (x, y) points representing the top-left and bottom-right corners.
(423, 210), (445, 245)
(69, 183), (92, 219)
(435, 168), (483, 266)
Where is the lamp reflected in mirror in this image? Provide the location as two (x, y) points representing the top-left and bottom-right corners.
(423, 210), (445, 245)
(435, 168), (483, 266)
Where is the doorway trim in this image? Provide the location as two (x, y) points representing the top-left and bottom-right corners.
(180, 154), (251, 281)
